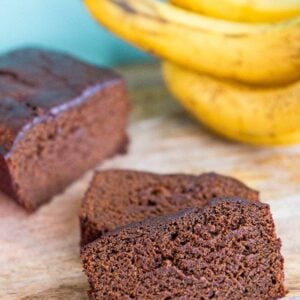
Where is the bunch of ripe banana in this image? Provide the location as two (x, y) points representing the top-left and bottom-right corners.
(84, 0), (300, 145)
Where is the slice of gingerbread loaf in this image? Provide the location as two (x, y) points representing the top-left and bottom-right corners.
(81, 197), (286, 299)
(0, 48), (128, 211)
(80, 170), (258, 246)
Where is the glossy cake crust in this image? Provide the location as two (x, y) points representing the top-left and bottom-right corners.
(0, 48), (128, 211)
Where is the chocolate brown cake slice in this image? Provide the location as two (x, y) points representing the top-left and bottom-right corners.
(81, 197), (286, 299)
(0, 48), (128, 211)
(80, 170), (258, 245)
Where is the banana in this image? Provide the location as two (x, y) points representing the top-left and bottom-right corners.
(171, 0), (300, 23)
(84, 0), (300, 85)
(162, 61), (300, 145)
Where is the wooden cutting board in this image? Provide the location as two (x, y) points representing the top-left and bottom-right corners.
(1, 64), (299, 299)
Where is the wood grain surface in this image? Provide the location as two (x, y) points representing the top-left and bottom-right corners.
(1, 64), (299, 299)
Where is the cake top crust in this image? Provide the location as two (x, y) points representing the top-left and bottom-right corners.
(0, 48), (121, 155)
(95, 197), (268, 240)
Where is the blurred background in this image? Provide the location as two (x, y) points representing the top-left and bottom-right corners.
(0, 0), (150, 66)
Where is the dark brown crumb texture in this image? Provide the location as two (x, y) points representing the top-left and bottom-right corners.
(80, 170), (259, 245)
(81, 197), (286, 300)
(0, 48), (128, 211)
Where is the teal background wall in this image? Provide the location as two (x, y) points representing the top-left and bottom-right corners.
(0, 0), (150, 66)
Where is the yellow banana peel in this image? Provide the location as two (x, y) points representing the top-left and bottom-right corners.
(163, 62), (300, 145)
(171, 0), (300, 23)
(84, 0), (300, 85)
